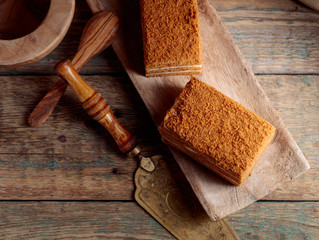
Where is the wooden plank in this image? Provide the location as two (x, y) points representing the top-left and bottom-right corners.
(90, 0), (309, 220)
(0, 0), (318, 75)
(0, 75), (317, 200)
(228, 201), (319, 240)
(259, 75), (319, 200)
(0, 201), (174, 239)
(0, 154), (136, 200)
(211, 0), (319, 12)
(213, 9), (319, 74)
(0, 201), (318, 239)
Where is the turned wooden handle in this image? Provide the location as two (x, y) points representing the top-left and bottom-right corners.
(28, 11), (119, 127)
(55, 59), (137, 154)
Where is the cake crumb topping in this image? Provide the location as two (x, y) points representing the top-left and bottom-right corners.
(140, 0), (202, 74)
(162, 77), (276, 176)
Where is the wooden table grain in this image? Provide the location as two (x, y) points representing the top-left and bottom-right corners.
(0, 0), (318, 239)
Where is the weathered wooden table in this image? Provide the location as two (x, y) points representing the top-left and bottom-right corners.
(0, 0), (318, 239)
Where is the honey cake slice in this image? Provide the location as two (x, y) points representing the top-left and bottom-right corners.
(139, 0), (202, 77)
(158, 77), (276, 186)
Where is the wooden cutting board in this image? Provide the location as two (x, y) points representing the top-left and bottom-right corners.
(87, 0), (310, 220)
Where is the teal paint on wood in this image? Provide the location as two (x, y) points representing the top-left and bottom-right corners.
(296, 49), (310, 58)
(103, 174), (111, 179)
(266, 8), (282, 12)
(229, 202), (319, 240)
(227, 7), (282, 12)
(277, 81), (283, 87)
(0, 156), (59, 170)
(0, 154), (118, 170)
(224, 19), (236, 22)
(303, 76), (310, 86)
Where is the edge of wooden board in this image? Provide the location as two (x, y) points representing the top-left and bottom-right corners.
(86, 0), (310, 220)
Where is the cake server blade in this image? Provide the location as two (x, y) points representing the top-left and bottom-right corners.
(135, 154), (239, 240)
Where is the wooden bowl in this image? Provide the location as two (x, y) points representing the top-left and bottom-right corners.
(0, 0), (75, 67)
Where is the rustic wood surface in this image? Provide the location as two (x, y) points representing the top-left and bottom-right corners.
(97, 0), (310, 220)
(0, 201), (317, 240)
(0, 0), (318, 239)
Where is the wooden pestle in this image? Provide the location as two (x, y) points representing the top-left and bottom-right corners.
(55, 59), (139, 155)
(28, 11), (119, 127)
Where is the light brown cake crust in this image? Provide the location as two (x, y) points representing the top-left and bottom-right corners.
(158, 77), (276, 185)
(139, 0), (202, 77)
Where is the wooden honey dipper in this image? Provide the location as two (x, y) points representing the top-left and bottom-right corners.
(55, 59), (155, 171)
(28, 11), (119, 127)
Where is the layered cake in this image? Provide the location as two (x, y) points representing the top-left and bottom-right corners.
(139, 0), (202, 77)
(158, 77), (276, 185)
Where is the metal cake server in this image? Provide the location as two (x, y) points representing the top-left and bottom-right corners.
(54, 59), (239, 240)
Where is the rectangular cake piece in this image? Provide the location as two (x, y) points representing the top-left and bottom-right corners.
(158, 77), (276, 186)
(139, 0), (202, 77)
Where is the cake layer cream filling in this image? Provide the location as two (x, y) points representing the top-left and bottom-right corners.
(161, 123), (245, 185)
(161, 135), (241, 185)
(146, 69), (201, 77)
(161, 135), (197, 155)
(148, 64), (202, 72)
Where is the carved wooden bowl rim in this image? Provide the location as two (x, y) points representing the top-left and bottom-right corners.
(0, 0), (75, 67)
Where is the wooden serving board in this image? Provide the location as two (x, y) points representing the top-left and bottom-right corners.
(87, 0), (310, 220)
